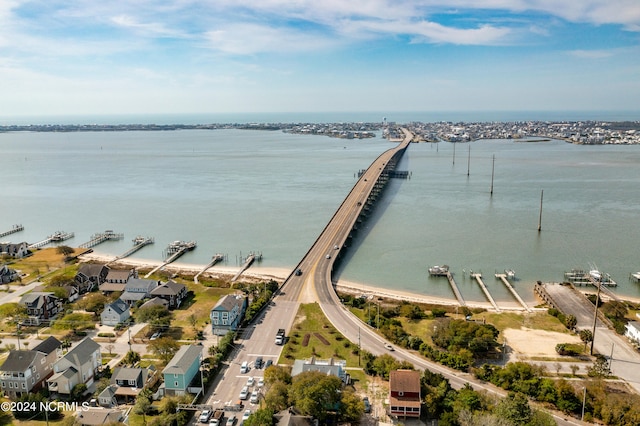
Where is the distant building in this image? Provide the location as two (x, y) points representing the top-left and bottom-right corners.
(100, 268), (136, 293)
(75, 408), (123, 426)
(625, 321), (640, 344)
(98, 367), (152, 405)
(162, 345), (202, 396)
(291, 357), (348, 383)
(210, 294), (247, 336)
(389, 369), (421, 419)
(100, 299), (130, 327)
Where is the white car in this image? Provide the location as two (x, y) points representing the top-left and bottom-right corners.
(250, 390), (259, 404)
(257, 377), (264, 388)
(242, 409), (251, 421)
(199, 409), (212, 423)
(246, 376), (255, 387)
(239, 386), (249, 400)
(384, 343), (394, 351)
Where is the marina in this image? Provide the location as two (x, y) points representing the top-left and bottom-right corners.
(28, 231), (75, 249)
(79, 230), (124, 249)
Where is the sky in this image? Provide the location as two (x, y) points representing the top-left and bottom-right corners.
(1, 0), (640, 117)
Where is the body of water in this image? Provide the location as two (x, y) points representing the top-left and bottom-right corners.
(1, 126), (639, 305)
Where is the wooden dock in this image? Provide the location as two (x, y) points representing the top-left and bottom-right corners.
(231, 253), (256, 282)
(445, 272), (466, 307)
(111, 236), (154, 262)
(0, 224), (24, 239)
(194, 254), (225, 284)
(471, 273), (501, 312)
(495, 273), (531, 312)
(145, 241), (196, 278)
(28, 231), (75, 249)
(79, 230), (124, 249)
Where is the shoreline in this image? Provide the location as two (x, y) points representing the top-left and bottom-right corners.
(78, 253), (640, 309)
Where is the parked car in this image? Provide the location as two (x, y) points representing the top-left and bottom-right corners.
(242, 409), (251, 421)
(199, 409), (212, 423)
(246, 376), (255, 387)
(264, 359), (272, 368)
(150, 331), (162, 340)
(239, 386), (249, 400)
(226, 416), (237, 426)
(255, 356), (263, 369)
(250, 390), (259, 404)
(295, 268), (302, 276)
(257, 377), (264, 388)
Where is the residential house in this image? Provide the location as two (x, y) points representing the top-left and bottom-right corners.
(139, 297), (169, 311)
(389, 369), (421, 419)
(0, 336), (62, 399)
(291, 357), (348, 383)
(99, 268), (136, 294)
(0, 265), (19, 284)
(19, 292), (61, 325)
(98, 367), (150, 405)
(33, 284), (78, 303)
(0, 242), (29, 259)
(74, 264), (108, 294)
(625, 321), (640, 344)
(48, 337), (101, 396)
(273, 409), (314, 426)
(162, 345), (202, 396)
(75, 408), (123, 426)
(210, 294), (247, 336)
(100, 299), (130, 327)
(120, 278), (159, 306)
(149, 280), (187, 309)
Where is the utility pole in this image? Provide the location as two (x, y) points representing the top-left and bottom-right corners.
(590, 281), (601, 355)
(128, 327), (132, 353)
(609, 343), (615, 373)
(581, 386), (587, 421)
(358, 327), (361, 366)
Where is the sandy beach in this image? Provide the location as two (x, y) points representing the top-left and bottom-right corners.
(79, 252), (504, 310)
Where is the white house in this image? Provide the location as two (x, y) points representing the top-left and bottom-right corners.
(625, 321), (640, 344)
(48, 338), (101, 396)
(100, 299), (130, 327)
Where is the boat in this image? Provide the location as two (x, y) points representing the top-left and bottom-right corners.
(505, 269), (516, 280)
(631, 272), (640, 282)
(428, 265), (449, 276)
(589, 269), (602, 281)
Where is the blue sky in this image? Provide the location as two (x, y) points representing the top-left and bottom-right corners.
(1, 0), (639, 116)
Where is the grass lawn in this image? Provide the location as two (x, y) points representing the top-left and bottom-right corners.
(280, 303), (361, 367)
(8, 247), (81, 281)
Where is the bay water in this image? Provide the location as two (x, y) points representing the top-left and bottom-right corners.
(2, 127), (640, 305)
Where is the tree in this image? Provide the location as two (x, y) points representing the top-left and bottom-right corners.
(579, 329), (593, 351)
(264, 381), (289, 412)
(0, 302), (26, 323)
(289, 371), (342, 422)
(264, 365), (292, 385)
(136, 305), (172, 330)
(494, 392), (532, 424)
(134, 394), (152, 425)
(124, 350), (141, 365)
(71, 383), (88, 399)
(56, 245), (75, 256)
(244, 408), (274, 426)
(339, 388), (365, 422)
(147, 336), (180, 363)
(564, 314), (577, 330)
(78, 292), (109, 316)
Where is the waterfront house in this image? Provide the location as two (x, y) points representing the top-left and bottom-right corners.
(0, 265), (19, 284)
(120, 278), (159, 306)
(100, 299), (130, 327)
(0, 242), (29, 259)
(48, 337), (101, 396)
(149, 280), (187, 309)
(210, 294), (247, 336)
(139, 297), (169, 310)
(0, 336), (62, 399)
(99, 268), (136, 293)
(389, 369), (421, 419)
(75, 264), (108, 293)
(625, 321), (640, 344)
(19, 292), (61, 325)
(162, 345), (202, 396)
(291, 357), (348, 383)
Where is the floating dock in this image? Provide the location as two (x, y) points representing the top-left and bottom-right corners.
(145, 240), (196, 278)
(28, 231), (75, 249)
(471, 273), (501, 312)
(79, 230), (124, 249)
(495, 273), (531, 312)
(194, 254), (225, 284)
(564, 269), (617, 287)
(0, 224), (24, 239)
(112, 236), (154, 261)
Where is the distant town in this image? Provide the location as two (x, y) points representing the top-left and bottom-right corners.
(1, 119), (640, 144)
